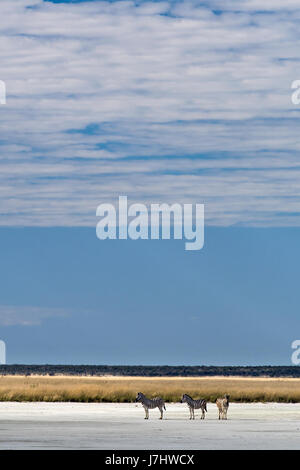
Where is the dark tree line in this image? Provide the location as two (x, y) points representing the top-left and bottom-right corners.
(0, 364), (299, 377)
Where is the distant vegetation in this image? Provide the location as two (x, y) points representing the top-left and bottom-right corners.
(0, 364), (300, 377)
(0, 375), (300, 403)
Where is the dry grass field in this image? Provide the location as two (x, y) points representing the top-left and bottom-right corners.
(0, 375), (300, 403)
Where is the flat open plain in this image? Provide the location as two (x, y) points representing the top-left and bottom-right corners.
(0, 402), (299, 449)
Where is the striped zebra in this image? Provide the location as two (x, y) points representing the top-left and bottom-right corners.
(135, 392), (166, 419)
(180, 394), (207, 420)
(216, 394), (230, 420)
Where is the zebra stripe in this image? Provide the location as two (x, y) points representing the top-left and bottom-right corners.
(180, 394), (207, 420)
(135, 392), (166, 419)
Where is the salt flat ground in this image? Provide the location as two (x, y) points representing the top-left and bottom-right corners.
(0, 402), (299, 449)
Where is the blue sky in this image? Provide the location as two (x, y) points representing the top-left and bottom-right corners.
(0, 0), (300, 364)
(1, 226), (299, 365)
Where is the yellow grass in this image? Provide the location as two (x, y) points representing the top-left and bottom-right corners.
(0, 375), (300, 403)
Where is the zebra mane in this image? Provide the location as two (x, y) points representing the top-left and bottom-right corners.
(183, 394), (193, 399)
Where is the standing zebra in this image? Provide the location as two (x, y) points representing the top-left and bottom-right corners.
(135, 392), (166, 419)
(180, 394), (207, 420)
(216, 394), (230, 420)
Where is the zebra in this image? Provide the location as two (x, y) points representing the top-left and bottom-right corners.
(180, 394), (207, 420)
(135, 392), (166, 419)
(216, 394), (230, 420)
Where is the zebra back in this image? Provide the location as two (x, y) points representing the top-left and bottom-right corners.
(182, 394), (207, 410)
(135, 392), (165, 409)
(216, 395), (229, 410)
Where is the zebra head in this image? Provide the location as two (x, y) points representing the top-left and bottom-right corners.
(135, 392), (144, 402)
(180, 394), (188, 403)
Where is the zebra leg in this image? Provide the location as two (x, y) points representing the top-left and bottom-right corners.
(159, 407), (163, 419)
(144, 406), (148, 419)
(201, 409), (205, 419)
(189, 407), (192, 420)
(192, 408), (195, 420)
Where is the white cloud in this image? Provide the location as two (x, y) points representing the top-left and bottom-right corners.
(0, 0), (299, 226)
(0, 305), (68, 326)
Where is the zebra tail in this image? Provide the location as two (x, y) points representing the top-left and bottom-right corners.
(164, 404), (166, 410)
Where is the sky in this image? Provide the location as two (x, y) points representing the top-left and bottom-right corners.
(0, 0), (300, 365)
